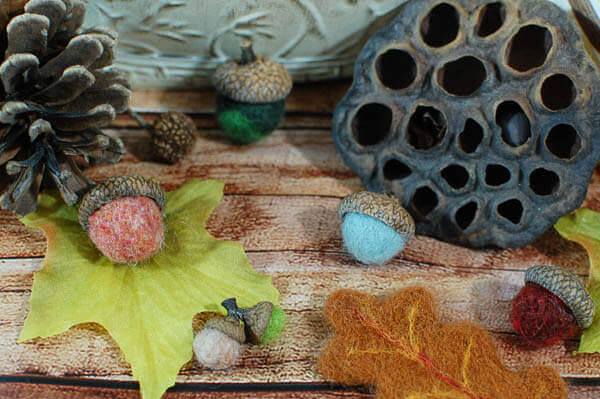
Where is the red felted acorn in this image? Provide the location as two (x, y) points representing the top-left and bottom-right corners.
(78, 175), (166, 264)
(511, 265), (595, 348)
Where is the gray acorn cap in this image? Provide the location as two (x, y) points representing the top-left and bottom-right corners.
(213, 40), (292, 104)
(525, 265), (595, 329)
(205, 316), (246, 344)
(242, 301), (274, 344)
(78, 175), (166, 232)
(338, 191), (415, 241)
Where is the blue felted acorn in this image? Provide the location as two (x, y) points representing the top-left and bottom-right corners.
(213, 40), (292, 144)
(339, 191), (415, 265)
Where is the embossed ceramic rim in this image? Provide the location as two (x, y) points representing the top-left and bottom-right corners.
(338, 191), (416, 239)
(525, 264), (595, 328)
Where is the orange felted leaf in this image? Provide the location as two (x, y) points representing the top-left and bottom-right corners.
(319, 287), (567, 399)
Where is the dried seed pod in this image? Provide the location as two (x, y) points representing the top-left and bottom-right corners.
(78, 175), (166, 264)
(338, 191), (415, 264)
(213, 40), (292, 144)
(193, 316), (245, 370)
(0, 0), (130, 216)
(150, 112), (196, 164)
(332, 0), (600, 248)
(511, 265), (594, 348)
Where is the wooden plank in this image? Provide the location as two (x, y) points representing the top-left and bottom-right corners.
(112, 113), (333, 130)
(0, 382), (370, 398)
(0, 191), (593, 276)
(1, 382), (599, 399)
(129, 81), (350, 114)
(2, 253), (600, 382)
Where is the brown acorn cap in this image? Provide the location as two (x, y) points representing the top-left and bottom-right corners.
(78, 175), (167, 232)
(242, 301), (274, 344)
(338, 191), (416, 241)
(205, 316), (246, 343)
(213, 40), (292, 104)
(151, 112), (197, 164)
(525, 265), (595, 329)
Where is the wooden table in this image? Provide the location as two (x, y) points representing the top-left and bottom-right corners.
(2, 81), (600, 398)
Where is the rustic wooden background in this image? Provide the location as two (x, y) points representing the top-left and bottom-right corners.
(2, 81), (600, 398)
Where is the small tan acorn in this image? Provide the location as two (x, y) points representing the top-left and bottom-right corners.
(193, 316), (246, 370)
(222, 297), (286, 345)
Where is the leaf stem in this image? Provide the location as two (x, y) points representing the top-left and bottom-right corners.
(353, 309), (486, 399)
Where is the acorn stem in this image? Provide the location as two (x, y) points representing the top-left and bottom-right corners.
(239, 40), (257, 65)
(221, 298), (244, 321)
(127, 108), (150, 129)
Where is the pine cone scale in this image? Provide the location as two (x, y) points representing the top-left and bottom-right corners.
(0, 0), (130, 215)
(6, 13), (48, 57)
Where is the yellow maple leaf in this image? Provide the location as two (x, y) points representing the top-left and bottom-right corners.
(18, 179), (280, 399)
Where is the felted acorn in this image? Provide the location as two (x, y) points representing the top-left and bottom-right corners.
(78, 174), (166, 264)
(511, 265), (595, 348)
(338, 191), (415, 265)
(222, 297), (286, 345)
(213, 40), (292, 144)
(193, 316), (245, 370)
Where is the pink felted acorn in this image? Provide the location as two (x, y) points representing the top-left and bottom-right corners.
(78, 175), (166, 264)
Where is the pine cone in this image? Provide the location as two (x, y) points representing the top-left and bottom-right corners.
(0, 0), (130, 216)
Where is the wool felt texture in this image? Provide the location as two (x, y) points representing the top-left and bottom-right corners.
(18, 179), (281, 399)
(216, 94), (285, 144)
(87, 195), (165, 263)
(261, 305), (286, 344)
(341, 213), (406, 264)
(319, 287), (568, 399)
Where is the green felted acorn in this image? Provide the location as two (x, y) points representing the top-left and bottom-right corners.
(213, 40), (292, 144)
(221, 297), (286, 345)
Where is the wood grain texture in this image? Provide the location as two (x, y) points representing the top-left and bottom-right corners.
(2, 253), (600, 382)
(2, 83), (600, 399)
(129, 81), (350, 114)
(0, 382), (370, 398)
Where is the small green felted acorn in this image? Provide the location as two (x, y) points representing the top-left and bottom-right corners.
(213, 40), (292, 144)
(221, 297), (286, 345)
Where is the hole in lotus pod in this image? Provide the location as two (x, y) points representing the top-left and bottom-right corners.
(441, 164), (469, 189)
(458, 119), (484, 153)
(412, 186), (438, 217)
(485, 164), (511, 186)
(352, 103), (392, 146)
(438, 56), (486, 96)
(420, 3), (460, 48)
(545, 124), (581, 160)
(541, 74), (576, 111)
(376, 49), (417, 90)
(529, 168), (559, 196)
(495, 101), (531, 147)
(455, 201), (477, 230)
(477, 2), (506, 37)
(497, 199), (523, 224)
(407, 106), (447, 150)
(383, 159), (412, 180)
(506, 25), (553, 72)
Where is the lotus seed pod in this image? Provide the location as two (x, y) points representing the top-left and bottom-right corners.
(78, 175), (166, 264)
(193, 317), (245, 370)
(338, 191), (415, 265)
(213, 40), (292, 144)
(511, 265), (595, 348)
(332, 0), (600, 248)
